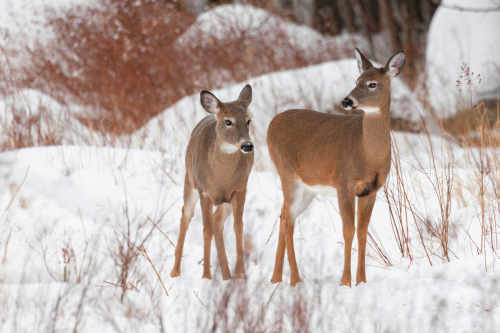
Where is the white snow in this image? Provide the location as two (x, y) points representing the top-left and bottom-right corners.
(0, 134), (499, 331)
(175, 4), (368, 67)
(426, 0), (500, 117)
(179, 4), (364, 48)
(0, 0), (98, 48)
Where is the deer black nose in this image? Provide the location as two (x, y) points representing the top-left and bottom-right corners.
(341, 98), (353, 109)
(241, 142), (254, 153)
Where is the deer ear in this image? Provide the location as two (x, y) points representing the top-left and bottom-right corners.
(200, 90), (221, 114)
(237, 84), (252, 109)
(385, 50), (406, 78)
(355, 48), (373, 74)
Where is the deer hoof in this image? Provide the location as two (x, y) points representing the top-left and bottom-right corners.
(290, 277), (302, 287)
(170, 268), (180, 278)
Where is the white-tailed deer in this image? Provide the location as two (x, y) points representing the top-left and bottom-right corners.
(170, 85), (254, 280)
(267, 48), (406, 287)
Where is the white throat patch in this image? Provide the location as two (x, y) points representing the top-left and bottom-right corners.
(221, 143), (239, 154)
(361, 107), (380, 114)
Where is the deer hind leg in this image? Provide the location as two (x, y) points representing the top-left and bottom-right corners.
(232, 190), (247, 279)
(200, 194), (214, 280)
(170, 175), (199, 278)
(338, 188), (356, 287)
(356, 193), (376, 285)
(282, 179), (316, 287)
(212, 202), (233, 280)
(271, 206), (286, 284)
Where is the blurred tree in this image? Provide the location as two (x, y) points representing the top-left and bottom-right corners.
(310, 0), (438, 89)
(230, 0), (439, 89)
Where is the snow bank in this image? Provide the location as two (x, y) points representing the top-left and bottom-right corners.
(176, 4), (366, 57)
(0, 0), (98, 47)
(426, 0), (500, 117)
(0, 141), (498, 331)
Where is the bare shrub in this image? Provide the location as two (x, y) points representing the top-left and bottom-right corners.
(28, 0), (196, 134)
(380, 63), (499, 269)
(7, 0), (358, 136)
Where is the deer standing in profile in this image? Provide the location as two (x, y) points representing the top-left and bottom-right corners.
(170, 85), (254, 280)
(267, 48), (406, 287)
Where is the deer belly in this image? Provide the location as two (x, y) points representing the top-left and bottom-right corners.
(304, 183), (338, 198)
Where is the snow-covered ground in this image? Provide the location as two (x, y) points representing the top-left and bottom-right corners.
(426, 0), (500, 117)
(0, 132), (499, 332)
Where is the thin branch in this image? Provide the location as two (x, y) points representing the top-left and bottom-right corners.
(147, 215), (176, 248)
(1, 166), (29, 221)
(194, 291), (206, 307)
(267, 282), (281, 305)
(142, 246), (169, 297)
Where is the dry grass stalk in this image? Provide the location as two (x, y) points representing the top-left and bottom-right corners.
(147, 215), (176, 249)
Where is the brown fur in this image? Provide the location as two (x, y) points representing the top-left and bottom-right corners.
(267, 49), (406, 287)
(170, 85), (254, 280)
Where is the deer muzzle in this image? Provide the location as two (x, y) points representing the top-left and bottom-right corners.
(241, 142), (254, 154)
(341, 98), (354, 110)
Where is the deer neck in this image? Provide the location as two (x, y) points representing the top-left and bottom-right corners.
(361, 99), (391, 163)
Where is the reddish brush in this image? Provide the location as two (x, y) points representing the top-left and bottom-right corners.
(14, 0), (353, 135)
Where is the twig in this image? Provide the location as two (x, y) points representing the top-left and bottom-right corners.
(102, 280), (139, 292)
(0, 166), (29, 221)
(142, 246), (169, 296)
(150, 157), (179, 186)
(269, 319), (281, 333)
(194, 291), (206, 307)
(129, 282), (139, 292)
(267, 282), (281, 305)
(147, 215), (176, 248)
(266, 214), (280, 245)
(114, 225), (141, 251)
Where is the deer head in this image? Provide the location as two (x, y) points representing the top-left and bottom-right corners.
(341, 48), (406, 114)
(200, 84), (253, 154)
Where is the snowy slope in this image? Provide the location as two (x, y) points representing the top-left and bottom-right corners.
(0, 0), (98, 47)
(426, 0), (500, 117)
(0, 139), (499, 332)
(176, 4), (366, 59)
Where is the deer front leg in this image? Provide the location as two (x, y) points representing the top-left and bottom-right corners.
(338, 189), (356, 287)
(212, 203), (233, 280)
(232, 190), (247, 279)
(356, 193), (376, 285)
(200, 194), (214, 280)
(171, 176), (199, 278)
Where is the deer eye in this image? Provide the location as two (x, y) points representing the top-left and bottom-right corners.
(369, 83), (377, 88)
(225, 120), (232, 126)
(247, 120), (251, 126)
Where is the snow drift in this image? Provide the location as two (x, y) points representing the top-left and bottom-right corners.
(426, 0), (500, 117)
